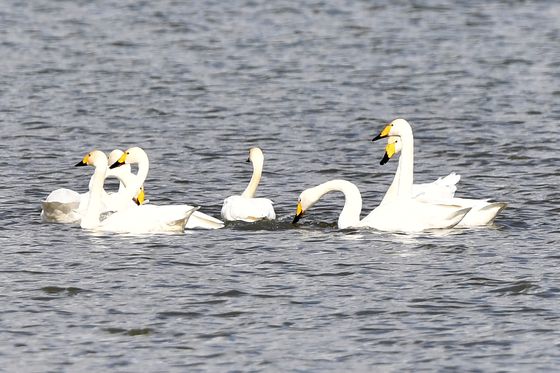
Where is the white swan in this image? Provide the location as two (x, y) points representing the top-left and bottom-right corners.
(109, 147), (224, 229)
(41, 149), (142, 223)
(221, 147), (276, 222)
(77, 150), (198, 233)
(293, 179), (471, 232)
(372, 119), (507, 226)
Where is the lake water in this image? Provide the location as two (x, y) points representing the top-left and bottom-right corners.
(1, 0), (559, 371)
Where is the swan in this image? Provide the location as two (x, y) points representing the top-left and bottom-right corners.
(77, 150), (198, 233)
(293, 179), (471, 232)
(221, 147), (276, 222)
(109, 147), (224, 229)
(372, 118), (507, 226)
(41, 149), (142, 223)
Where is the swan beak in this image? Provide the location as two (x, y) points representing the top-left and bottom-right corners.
(109, 152), (127, 169)
(371, 124), (392, 142)
(380, 142), (396, 165)
(75, 154), (89, 167)
(292, 202), (304, 224)
(132, 187), (145, 206)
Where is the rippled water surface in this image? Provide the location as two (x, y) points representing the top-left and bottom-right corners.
(1, 0), (560, 371)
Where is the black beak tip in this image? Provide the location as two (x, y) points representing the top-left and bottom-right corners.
(292, 214), (302, 224)
(380, 153), (390, 165)
(246, 158), (250, 163)
(75, 161), (87, 167)
(371, 134), (385, 142)
(109, 161), (121, 169)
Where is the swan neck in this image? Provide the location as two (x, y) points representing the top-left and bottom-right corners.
(241, 157), (263, 198)
(136, 156), (149, 187)
(81, 165), (106, 229)
(315, 180), (362, 228)
(397, 133), (414, 198)
(126, 155), (149, 200)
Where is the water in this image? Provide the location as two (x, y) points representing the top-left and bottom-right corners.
(1, 0), (560, 371)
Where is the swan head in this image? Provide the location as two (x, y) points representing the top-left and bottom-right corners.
(75, 150), (108, 168)
(247, 147), (264, 164)
(372, 118), (412, 141)
(107, 149), (132, 174)
(292, 188), (320, 224)
(380, 136), (402, 165)
(109, 146), (147, 169)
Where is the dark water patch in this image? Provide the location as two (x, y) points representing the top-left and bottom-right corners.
(104, 327), (152, 336)
(487, 281), (539, 296)
(305, 271), (355, 277)
(156, 311), (203, 319)
(40, 286), (88, 296)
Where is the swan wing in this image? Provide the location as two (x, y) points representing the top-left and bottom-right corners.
(98, 205), (199, 233)
(361, 199), (470, 232)
(413, 172), (460, 201)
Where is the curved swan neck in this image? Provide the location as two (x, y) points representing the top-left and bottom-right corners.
(125, 150), (149, 200)
(313, 180), (362, 229)
(136, 152), (150, 187)
(241, 155), (263, 198)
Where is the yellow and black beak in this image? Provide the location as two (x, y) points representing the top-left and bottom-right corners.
(109, 152), (127, 169)
(292, 201), (304, 224)
(371, 124), (392, 142)
(380, 142), (396, 165)
(75, 154), (89, 167)
(132, 186), (145, 206)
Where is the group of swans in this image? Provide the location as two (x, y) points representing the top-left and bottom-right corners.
(293, 118), (506, 232)
(41, 146), (274, 233)
(41, 149), (143, 224)
(42, 119), (505, 233)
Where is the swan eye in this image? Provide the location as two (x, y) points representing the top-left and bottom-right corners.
(126, 152), (130, 155)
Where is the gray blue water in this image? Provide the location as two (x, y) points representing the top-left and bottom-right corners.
(1, 0), (559, 371)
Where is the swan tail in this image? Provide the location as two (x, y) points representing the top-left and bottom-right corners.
(186, 210), (224, 229)
(457, 201), (507, 227)
(442, 206), (472, 229)
(171, 207), (200, 232)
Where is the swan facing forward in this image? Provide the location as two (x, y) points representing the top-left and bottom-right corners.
(109, 147), (224, 229)
(293, 179), (471, 232)
(41, 149), (142, 223)
(372, 118), (506, 226)
(221, 147), (276, 222)
(77, 150), (197, 233)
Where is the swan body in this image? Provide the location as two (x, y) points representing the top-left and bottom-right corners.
(221, 147), (276, 222)
(78, 150), (197, 233)
(293, 179), (471, 232)
(41, 149), (141, 223)
(373, 119), (506, 226)
(110, 147), (224, 229)
(41, 188), (82, 223)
